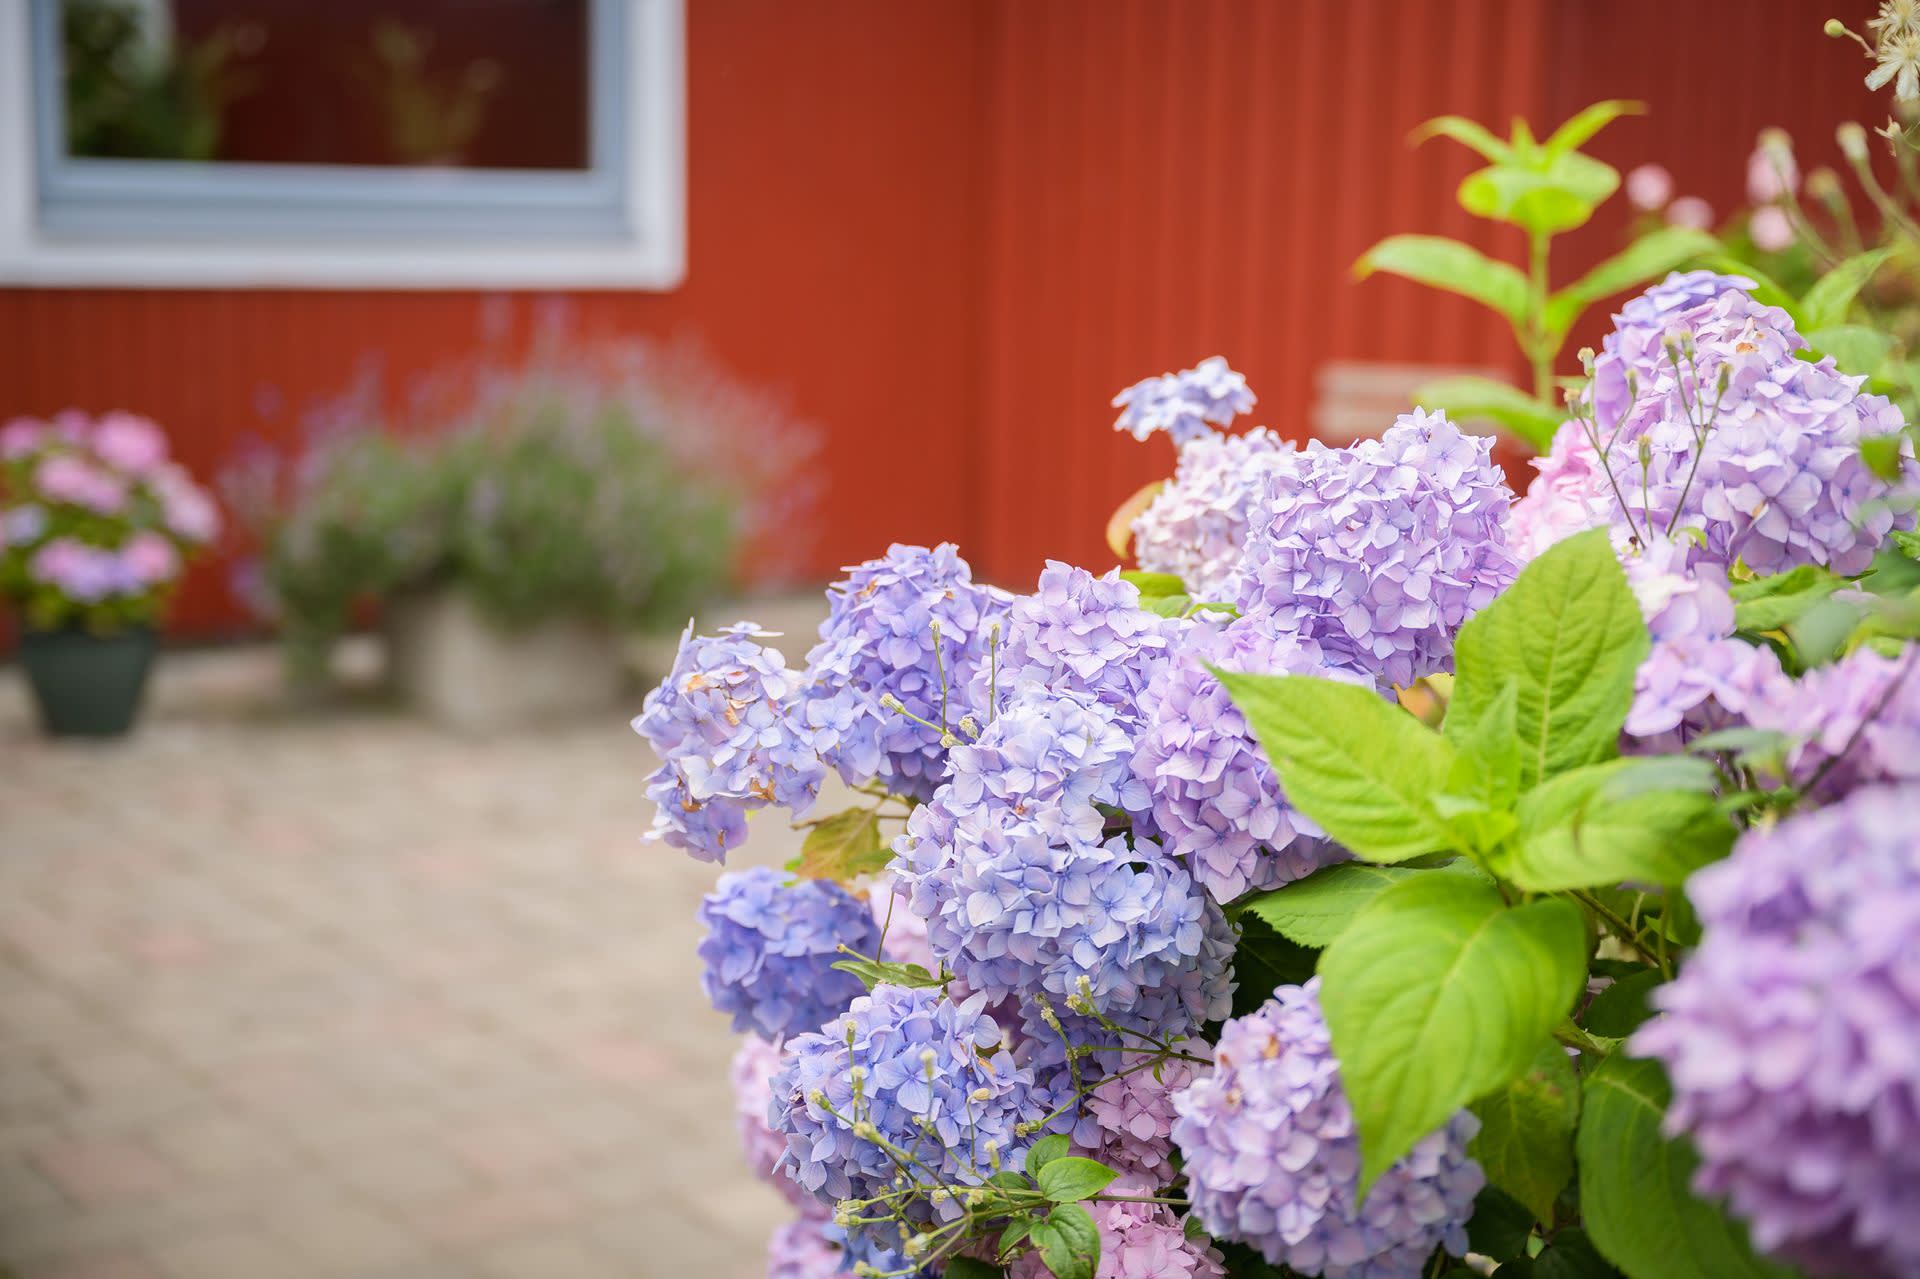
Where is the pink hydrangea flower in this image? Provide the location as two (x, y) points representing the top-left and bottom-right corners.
(35, 454), (129, 516)
(153, 464), (221, 543)
(1011, 1178), (1225, 1279)
(1071, 1043), (1213, 1179)
(118, 531), (180, 588)
(91, 413), (170, 475)
(0, 417), (45, 459)
(1506, 422), (1615, 561)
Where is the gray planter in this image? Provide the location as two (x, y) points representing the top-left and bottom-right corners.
(383, 590), (626, 732)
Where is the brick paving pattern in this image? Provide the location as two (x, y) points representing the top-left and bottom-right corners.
(0, 639), (828, 1277)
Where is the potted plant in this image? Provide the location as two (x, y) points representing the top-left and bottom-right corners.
(0, 411), (220, 737)
(229, 343), (812, 729)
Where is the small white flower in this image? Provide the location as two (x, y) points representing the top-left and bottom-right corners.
(1867, 26), (1920, 101)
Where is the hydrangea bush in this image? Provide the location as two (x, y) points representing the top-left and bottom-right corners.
(639, 264), (1920, 1279)
(0, 411), (219, 630)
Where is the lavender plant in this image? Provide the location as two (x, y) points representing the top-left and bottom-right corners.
(639, 266), (1920, 1279)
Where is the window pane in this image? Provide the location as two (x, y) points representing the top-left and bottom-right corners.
(61, 0), (591, 170)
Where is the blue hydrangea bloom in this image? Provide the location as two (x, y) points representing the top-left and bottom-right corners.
(1230, 410), (1518, 690)
(699, 867), (880, 1041)
(769, 985), (1052, 1217)
(1112, 356), (1256, 446)
(1633, 786), (1920, 1279)
(1589, 270), (1758, 429)
(1606, 287), (1915, 576)
(973, 562), (1176, 732)
(1132, 427), (1296, 601)
(892, 810), (1233, 1041)
(1134, 615), (1367, 902)
(1172, 980), (1484, 1278)
(634, 622), (826, 862)
(797, 544), (1009, 802)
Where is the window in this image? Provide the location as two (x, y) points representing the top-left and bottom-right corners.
(0, 0), (685, 287)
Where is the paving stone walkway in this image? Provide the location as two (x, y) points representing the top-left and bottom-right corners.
(0, 632), (829, 1278)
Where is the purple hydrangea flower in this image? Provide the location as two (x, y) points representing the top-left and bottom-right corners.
(1605, 287), (1914, 575)
(1131, 428), (1296, 600)
(3, 504), (47, 547)
(1112, 356), (1256, 446)
(797, 544), (1009, 802)
(1009, 1179), (1227, 1279)
(1632, 786), (1920, 1279)
(30, 538), (123, 602)
(634, 622), (825, 862)
(1747, 646), (1920, 801)
(1589, 270), (1758, 429)
(891, 813), (1233, 1042)
(770, 985), (1051, 1219)
(940, 682), (1149, 846)
(1070, 1043), (1213, 1180)
(765, 1217), (844, 1279)
(153, 463), (221, 543)
(699, 867), (880, 1041)
(734, 1036), (815, 1210)
(1134, 615), (1365, 902)
(1231, 409), (1519, 690)
(1172, 980), (1484, 1278)
(974, 562), (1176, 732)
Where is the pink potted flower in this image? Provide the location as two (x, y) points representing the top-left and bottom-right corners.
(0, 412), (219, 736)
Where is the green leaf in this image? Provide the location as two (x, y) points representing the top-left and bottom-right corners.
(1806, 324), (1894, 377)
(1024, 1133), (1069, 1177)
(1505, 759), (1737, 892)
(1578, 1055), (1797, 1279)
(1861, 432), (1909, 482)
(1534, 1229), (1625, 1279)
(1036, 1157), (1118, 1203)
(1448, 528), (1650, 789)
(1543, 99), (1643, 155)
(1318, 873), (1588, 1195)
(1469, 1041), (1581, 1225)
(1231, 912), (1320, 1017)
(1216, 671), (1456, 863)
(1546, 226), (1719, 345)
(946, 1259), (1006, 1279)
(1241, 862), (1465, 948)
(1466, 1185), (1538, 1261)
(830, 956), (943, 991)
(794, 808), (889, 883)
(997, 1217), (1033, 1255)
(1412, 375), (1562, 451)
(1354, 234), (1530, 328)
(1800, 248), (1893, 331)
(1120, 570), (1186, 598)
(1139, 593), (1191, 618)
(1583, 968), (1665, 1037)
(1730, 564), (1845, 632)
(1410, 113), (1512, 163)
(1030, 1203), (1100, 1279)
(1444, 677), (1522, 816)
(1459, 152), (1619, 235)
(1786, 594), (1866, 666)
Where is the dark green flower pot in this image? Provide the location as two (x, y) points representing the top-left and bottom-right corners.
(18, 625), (157, 738)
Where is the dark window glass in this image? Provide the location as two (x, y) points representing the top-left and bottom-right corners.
(61, 0), (591, 170)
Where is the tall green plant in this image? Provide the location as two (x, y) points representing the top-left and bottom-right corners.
(1356, 102), (1720, 450)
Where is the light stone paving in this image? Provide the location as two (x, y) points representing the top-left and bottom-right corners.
(0, 607), (837, 1278)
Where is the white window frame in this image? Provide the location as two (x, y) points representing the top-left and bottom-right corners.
(0, 0), (684, 289)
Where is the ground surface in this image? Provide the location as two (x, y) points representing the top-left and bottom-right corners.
(0, 609), (834, 1278)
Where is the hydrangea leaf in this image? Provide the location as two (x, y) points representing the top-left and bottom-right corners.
(1799, 247), (1893, 331)
(1468, 1040), (1580, 1225)
(1215, 670), (1456, 863)
(1582, 968), (1665, 1038)
(793, 807), (888, 883)
(1729, 564), (1845, 632)
(829, 956), (941, 992)
(1545, 225), (1718, 345)
(1029, 1202), (1100, 1279)
(1466, 1186), (1538, 1262)
(1230, 912), (1319, 1015)
(1318, 873), (1587, 1197)
(1532, 1228), (1623, 1279)
(1449, 527), (1649, 790)
(1118, 570), (1185, 597)
(1578, 1056), (1798, 1279)
(1503, 759), (1737, 892)
(1240, 860), (1483, 949)
(1023, 1133), (1070, 1177)
(1353, 234), (1531, 328)
(945, 1259), (1005, 1279)
(1808, 325), (1895, 379)
(1035, 1156), (1117, 1203)
(1411, 375), (1561, 451)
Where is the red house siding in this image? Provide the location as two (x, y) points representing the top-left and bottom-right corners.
(0, 0), (1883, 635)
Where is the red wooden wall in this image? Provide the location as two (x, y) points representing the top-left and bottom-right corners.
(0, 0), (1883, 636)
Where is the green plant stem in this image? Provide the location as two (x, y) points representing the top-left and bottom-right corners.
(1569, 888), (1669, 977)
(1528, 228), (1555, 402)
(1554, 1020), (1614, 1058)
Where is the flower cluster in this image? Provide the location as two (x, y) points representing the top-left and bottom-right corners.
(1071, 1044), (1213, 1179)
(1172, 981), (1484, 1278)
(798, 544), (1009, 801)
(766, 1218), (845, 1279)
(770, 985), (1052, 1213)
(633, 623), (825, 861)
(1506, 422), (1613, 561)
(1633, 786), (1920, 1279)
(1587, 270), (1759, 431)
(699, 867), (879, 1041)
(1112, 357), (1255, 446)
(1133, 616), (1359, 902)
(1010, 1183), (1227, 1279)
(977, 563), (1176, 730)
(1131, 428), (1294, 600)
(0, 411), (219, 629)
(1231, 409), (1519, 689)
(1748, 645), (1920, 800)
(732, 1035), (813, 1210)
